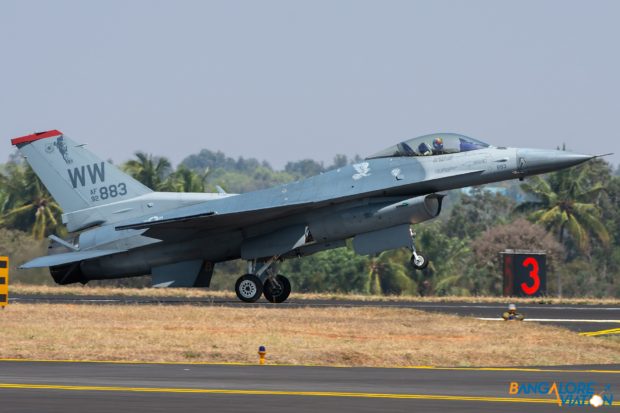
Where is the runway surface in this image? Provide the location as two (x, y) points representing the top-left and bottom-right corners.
(10, 292), (620, 333)
(0, 360), (618, 412)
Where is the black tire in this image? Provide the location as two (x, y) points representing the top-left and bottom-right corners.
(410, 253), (429, 270)
(235, 274), (263, 303)
(263, 275), (291, 303)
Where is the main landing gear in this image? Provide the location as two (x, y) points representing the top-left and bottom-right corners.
(234, 257), (291, 303)
(408, 229), (429, 270)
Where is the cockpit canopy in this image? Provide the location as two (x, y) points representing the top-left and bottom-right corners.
(367, 133), (490, 159)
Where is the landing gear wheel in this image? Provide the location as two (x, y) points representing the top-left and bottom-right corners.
(263, 275), (291, 303)
(235, 274), (263, 303)
(410, 253), (429, 270)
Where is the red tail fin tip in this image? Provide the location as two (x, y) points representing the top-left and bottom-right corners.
(11, 130), (63, 146)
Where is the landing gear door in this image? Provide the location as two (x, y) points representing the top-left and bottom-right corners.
(352, 224), (411, 256)
(241, 224), (309, 260)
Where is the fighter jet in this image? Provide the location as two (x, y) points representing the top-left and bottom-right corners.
(11, 130), (596, 303)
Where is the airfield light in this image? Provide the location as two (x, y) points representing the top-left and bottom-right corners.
(258, 346), (266, 365)
(502, 303), (524, 321)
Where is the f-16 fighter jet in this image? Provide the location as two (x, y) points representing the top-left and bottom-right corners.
(11, 130), (596, 303)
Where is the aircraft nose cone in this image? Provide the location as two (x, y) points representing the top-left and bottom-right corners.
(518, 149), (594, 175)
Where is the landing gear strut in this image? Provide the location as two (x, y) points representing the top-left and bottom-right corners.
(408, 229), (429, 270)
(234, 257), (292, 303)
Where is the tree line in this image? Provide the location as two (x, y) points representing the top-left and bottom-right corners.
(1, 148), (618, 297)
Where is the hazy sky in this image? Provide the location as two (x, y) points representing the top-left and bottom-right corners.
(1, 0), (619, 169)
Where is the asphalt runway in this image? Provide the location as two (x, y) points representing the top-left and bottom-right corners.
(10, 293), (620, 333)
(0, 361), (618, 412)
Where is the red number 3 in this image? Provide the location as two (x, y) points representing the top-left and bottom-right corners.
(521, 257), (540, 295)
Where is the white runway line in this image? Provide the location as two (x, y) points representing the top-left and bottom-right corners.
(478, 317), (620, 323)
(421, 304), (620, 311)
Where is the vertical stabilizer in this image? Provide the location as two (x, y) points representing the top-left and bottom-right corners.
(11, 130), (152, 213)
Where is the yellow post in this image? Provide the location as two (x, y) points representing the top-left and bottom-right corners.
(0, 256), (8, 309)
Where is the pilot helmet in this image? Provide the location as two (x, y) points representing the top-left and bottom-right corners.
(433, 137), (444, 149)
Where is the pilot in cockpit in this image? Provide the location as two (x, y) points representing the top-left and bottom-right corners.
(432, 137), (445, 154)
(418, 137), (445, 156)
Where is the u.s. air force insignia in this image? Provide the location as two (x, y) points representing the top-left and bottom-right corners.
(352, 162), (371, 180)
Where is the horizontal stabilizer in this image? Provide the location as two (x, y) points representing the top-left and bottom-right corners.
(20, 249), (125, 269)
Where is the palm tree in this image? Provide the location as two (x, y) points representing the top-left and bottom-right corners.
(0, 163), (64, 239)
(164, 166), (210, 192)
(122, 152), (172, 191)
(427, 238), (472, 295)
(0, 174), (9, 214)
(516, 166), (610, 254)
(366, 250), (416, 295)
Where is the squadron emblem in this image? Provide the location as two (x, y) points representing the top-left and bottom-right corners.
(54, 136), (73, 164)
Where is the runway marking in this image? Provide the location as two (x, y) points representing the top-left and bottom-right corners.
(579, 327), (620, 337)
(413, 304), (620, 311)
(3, 382), (617, 405)
(477, 317), (620, 323)
(0, 359), (619, 374)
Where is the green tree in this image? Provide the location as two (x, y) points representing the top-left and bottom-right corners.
(516, 165), (610, 255)
(328, 154), (349, 170)
(209, 167), (295, 193)
(0, 228), (50, 283)
(417, 223), (472, 295)
(0, 163), (64, 239)
(122, 152), (172, 191)
(366, 249), (417, 295)
(284, 159), (325, 179)
(444, 187), (515, 239)
(163, 166), (210, 192)
(282, 247), (368, 293)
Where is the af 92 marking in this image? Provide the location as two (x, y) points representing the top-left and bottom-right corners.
(90, 183), (127, 202)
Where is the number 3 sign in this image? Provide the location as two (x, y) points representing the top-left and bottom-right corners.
(501, 251), (547, 297)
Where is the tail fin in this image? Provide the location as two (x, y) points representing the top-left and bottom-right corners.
(11, 130), (152, 213)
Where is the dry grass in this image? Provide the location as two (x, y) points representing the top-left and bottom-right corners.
(1, 303), (619, 367)
(11, 284), (620, 305)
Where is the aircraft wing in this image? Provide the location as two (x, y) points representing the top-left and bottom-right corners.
(115, 169), (486, 237)
(115, 202), (318, 236)
(20, 249), (126, 269)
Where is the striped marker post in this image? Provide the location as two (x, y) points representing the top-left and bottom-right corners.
(0, 257), (8, 309)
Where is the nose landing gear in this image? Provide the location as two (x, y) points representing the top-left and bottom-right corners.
(408, 229), (429, 270)
(410, 252), (428, 270)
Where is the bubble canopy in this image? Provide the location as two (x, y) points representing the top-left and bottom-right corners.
(367, 133), (491, 159)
